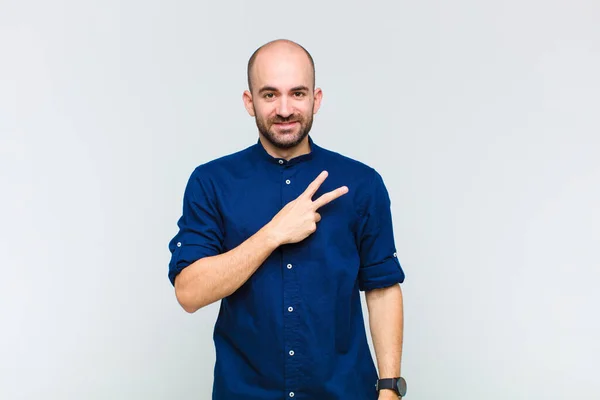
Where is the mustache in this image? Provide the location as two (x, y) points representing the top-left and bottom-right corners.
(271, 115), (302, 124)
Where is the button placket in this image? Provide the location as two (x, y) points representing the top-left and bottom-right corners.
(283, 258), (300, 392)
(282, 168), (301, 394)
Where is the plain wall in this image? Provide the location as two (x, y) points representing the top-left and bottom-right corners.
(1, 0), (598, 399)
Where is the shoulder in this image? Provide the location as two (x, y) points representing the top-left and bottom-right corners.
(316, 144), (383, 186)
(316, 145), (392, 214)
(183, 144), (254, 197)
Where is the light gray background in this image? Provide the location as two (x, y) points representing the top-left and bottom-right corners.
(1, 0), (598, 399)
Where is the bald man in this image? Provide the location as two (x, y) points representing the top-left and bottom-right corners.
(168, 39), (407, 400)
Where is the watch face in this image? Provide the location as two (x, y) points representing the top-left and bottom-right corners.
(396, 377), (407, 396)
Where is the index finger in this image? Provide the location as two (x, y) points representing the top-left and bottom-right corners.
(301, 170), (329, 199)
(313, 186), (349, 209)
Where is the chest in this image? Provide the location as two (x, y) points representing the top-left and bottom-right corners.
(216, 168), (359, 253)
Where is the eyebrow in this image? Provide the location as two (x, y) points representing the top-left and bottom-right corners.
(290, 86), (310, 92)
(258, 86), (278, 94)
(258, 85), (310, 94)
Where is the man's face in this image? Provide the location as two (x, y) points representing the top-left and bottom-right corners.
(244, 47), (322, 149)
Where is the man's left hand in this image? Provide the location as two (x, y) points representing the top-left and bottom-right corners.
(378, 390), (400, 400)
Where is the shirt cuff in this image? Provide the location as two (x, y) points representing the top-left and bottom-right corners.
(168, 243), (217, 286)
(358, 256), (405, 291)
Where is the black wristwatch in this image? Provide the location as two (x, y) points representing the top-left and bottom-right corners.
(375, 377), (407, 397)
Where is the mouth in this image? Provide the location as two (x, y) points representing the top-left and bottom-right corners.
(273, 121), (299, 129)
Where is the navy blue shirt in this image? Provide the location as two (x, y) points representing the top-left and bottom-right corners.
(168, 136), (405, 399)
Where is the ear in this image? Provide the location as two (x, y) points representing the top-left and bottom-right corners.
(242, 90), (255, 117)
(312, 87), (323, 115)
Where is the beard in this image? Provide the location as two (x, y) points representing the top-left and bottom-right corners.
(254, 108), (314, 150)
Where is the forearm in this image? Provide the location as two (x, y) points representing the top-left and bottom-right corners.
(366, 284), (404, 378)
(174, 224), (280, 313)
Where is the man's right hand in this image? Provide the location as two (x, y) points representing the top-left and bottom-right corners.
(266, 170), (348, 246)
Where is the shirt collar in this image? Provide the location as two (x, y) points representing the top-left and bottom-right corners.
(253, 135), (319, 166)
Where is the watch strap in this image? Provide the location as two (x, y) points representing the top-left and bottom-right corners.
(376, 377), (400, 393)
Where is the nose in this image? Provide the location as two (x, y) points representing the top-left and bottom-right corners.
(276, 96), (292, 118)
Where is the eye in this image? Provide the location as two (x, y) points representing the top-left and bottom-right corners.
(264, 93), (274, 99)
(294, 92), (305, 97)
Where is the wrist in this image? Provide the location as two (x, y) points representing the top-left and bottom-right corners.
(261, 223), (283, 248)
(376, 376), (407, 398)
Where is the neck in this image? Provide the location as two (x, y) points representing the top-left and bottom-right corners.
(259, 135), (311, 160)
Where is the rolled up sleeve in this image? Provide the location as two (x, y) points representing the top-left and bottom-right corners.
(357, 170), (405, 291)
(168, 166), (224, 286)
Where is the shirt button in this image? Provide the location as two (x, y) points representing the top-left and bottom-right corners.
(393, 252), (397, 257)
(289, 350), (294, 356)
(287, 264), (292, 269)
(288, 306), (294, 312)
(289, 392), (295, 398)
(279, 160), (284, 164)
(176, 242), (181, 247)
(285, 179), (291, 184)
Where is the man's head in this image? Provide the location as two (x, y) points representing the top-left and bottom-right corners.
(243, 39), (322, 150)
